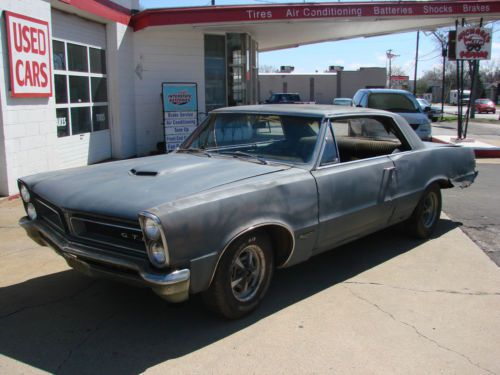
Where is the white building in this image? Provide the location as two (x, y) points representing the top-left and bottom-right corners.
(1, 0), (498, 196)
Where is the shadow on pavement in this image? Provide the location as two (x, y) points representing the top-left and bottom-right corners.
(0, 218), (460, 375)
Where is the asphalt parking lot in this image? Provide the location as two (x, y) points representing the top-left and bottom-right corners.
(1, 197), (499, 375)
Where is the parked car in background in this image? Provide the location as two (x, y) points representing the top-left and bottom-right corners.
(333, 98), (353, 106)
(264, 92), (313, 104)
(18, 104), (477, 319)
(353, 89), (432, 140)
(417, 98), (442, 121)
(475, 98), (496, 114)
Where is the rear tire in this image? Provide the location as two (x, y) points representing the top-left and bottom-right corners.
(202, 231), (274, 319)
(405, 184), (442, 239)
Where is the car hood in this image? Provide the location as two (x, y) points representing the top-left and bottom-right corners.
(23, 153), (290, 221)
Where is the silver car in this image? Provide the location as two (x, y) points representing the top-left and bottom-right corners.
(18, 105), (476, 319)
(353, 89), (432, 140)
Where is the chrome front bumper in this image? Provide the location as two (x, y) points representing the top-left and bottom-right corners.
(19, 216), (190, 303)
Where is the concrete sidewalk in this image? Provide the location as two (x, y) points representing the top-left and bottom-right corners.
(1, 198), (499, 375)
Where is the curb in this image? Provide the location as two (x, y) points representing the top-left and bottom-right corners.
(431, 137), (500, 158)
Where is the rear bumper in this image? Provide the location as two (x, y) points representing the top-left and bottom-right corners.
(19, 216), (190, 302)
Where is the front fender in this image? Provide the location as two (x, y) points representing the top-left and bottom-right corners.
(148, 168), (319, 293)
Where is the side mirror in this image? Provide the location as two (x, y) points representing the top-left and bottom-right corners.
(424, 107), (431, 113)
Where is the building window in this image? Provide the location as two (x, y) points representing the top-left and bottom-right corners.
(53, 39), (108, 138)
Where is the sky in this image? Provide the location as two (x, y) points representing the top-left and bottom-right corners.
(139, 0), (500, 78)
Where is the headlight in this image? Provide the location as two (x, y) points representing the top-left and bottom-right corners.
(144, 217), (161, 241)
(20, 184), (30, 203)
(149, 241), (167, 266)
(139, 212), (170, 268)
(27, 203), (37, 220)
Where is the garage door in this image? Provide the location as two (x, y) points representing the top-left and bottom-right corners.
(51, 10), (111, 168)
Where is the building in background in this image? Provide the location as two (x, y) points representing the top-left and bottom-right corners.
(259, 67), (386, 103)
(0, 0), (498, 196)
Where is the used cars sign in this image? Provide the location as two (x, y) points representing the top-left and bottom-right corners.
(5, 11), (52, 98)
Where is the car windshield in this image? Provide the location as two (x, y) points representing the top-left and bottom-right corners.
(368, 93), (420, 113)
(180, 113), (321, 164)
(417, 98), (430, 107)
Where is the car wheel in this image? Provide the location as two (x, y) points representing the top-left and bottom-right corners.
(405, 184), (442, 239)
(202, 231), (274, 319)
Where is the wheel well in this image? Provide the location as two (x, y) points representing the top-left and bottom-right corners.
(435, 178), (453, 189)
(256, 225), (294, 267)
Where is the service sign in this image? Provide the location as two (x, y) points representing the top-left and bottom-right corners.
(162, 83), (198, 112)
(162, 83), (198, 152)
(456, 26), (492, 60)
(5, 11), (52, 97)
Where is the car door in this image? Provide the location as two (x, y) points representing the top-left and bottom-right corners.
(311, 116), (400, 254)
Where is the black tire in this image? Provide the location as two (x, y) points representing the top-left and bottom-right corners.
(405, 184), (442, 239)
(202, 231), (274, 319)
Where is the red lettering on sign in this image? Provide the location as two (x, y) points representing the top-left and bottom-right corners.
(5, 11), (52, 97)
(30, 27), (38, 54)
(22, 26), (30, 53)
(15, 60), (24, 86)
(40, 63), (48, 87)
(24, 61), (33, 86)
(13, 23), (23, 52)
(38, 29), (46, 55)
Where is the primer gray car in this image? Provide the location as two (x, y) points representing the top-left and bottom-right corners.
(18, 105), (477, 319)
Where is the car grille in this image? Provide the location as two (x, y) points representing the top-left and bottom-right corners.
(33, 199), (66, 232)
(69, 214), (147, 257)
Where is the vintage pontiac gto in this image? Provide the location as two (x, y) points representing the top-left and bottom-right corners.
(19, 105), (477, 319)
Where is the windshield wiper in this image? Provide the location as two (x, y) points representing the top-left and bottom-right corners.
(176, 148), (212, 157)
(220, 151), (268, 165)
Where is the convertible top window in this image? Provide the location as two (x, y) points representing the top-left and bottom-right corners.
(182, 113), (321, 164)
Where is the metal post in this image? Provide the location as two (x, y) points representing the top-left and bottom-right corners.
(441, 45), (447, 120)
(456, 20), (462, 139)
(413, 31), (419, 96)
(388, 49), (393, 88)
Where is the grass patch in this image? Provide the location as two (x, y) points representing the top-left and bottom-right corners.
(437, 116), (458, 122)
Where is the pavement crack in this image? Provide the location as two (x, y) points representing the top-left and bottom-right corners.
(55, 310), (118, 374)
(0, 281), (96, 320)
(343, 281), (500, 296)
(345, 286), (496, 375)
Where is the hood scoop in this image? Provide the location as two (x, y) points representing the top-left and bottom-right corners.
(129, 168), (158, 177)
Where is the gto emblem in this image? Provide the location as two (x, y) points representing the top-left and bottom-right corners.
(121, 232), (143, 241)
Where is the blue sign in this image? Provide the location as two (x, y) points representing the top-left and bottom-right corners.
(162, 83), (198, 112)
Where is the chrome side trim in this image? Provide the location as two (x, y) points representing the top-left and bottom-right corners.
(207, 222), (296, 286)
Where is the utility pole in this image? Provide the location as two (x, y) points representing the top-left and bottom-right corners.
(386, 49), (399, 88)
(413, 31), (420, 96)
(432, 31), (447, 120)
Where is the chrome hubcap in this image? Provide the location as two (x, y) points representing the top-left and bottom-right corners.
(230, 245), (265, 302)
(422, 192), (438, 228)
